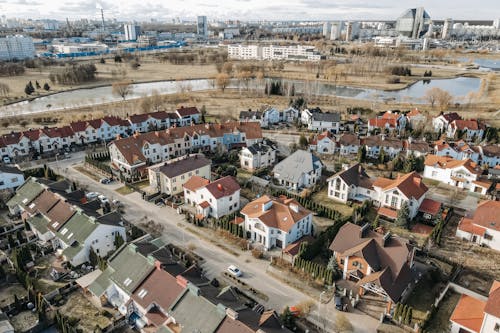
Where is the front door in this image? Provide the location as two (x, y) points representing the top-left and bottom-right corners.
(276, 239), (283, 249)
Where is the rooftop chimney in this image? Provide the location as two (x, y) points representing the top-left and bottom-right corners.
(382, 232), (391, 247)
(217, 183), (223, 191)
(414, 176), (421, 187)
(226, 308), (238, 320)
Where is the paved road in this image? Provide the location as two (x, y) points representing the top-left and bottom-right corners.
(48, 157), (379, 333)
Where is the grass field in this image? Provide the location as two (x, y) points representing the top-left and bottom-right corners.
(311, 188), (354, 217)
(115, 185), (135, 195)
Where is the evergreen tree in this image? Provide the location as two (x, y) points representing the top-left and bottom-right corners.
(43, 82), (50, 91)
(35, 80), (41, 89)
(357, 145), (367, 163)
(372, 215), (380, 229)
(379, 147), (386, 164)
(395, 202), (410, 228)
(89, 247), (99, 267)
(114, 233), (125, 249)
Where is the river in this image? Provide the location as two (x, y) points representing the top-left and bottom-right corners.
(0, 76), (481, 117)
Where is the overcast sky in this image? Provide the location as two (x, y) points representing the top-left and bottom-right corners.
(0, 0), (498, 21)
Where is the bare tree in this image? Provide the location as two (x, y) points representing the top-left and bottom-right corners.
(424, 87), (440, 108)
(112, 80), (133, 100)
(0, 82), (10, 96)
(215, 73), (230, 92)
(222, 62), (233, 75)
(436, 89), (453, 110)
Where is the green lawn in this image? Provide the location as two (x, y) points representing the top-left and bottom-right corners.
(312, 188), (354, 217)
(115, 185), (135, 195)
(236, 168), (253, 183)
(132, 180), (151, 189)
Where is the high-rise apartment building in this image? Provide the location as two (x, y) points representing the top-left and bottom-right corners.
(396, 7), (431, 38)
(124, 24), (140, 41)
(197, 16), (208, 38)
(0, 35), (35, 61)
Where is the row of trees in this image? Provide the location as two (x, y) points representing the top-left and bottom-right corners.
(389, 66), (412, 76)
(293, 256), (336, 285)
(24, 80), (50, 95)
(49, 63), (97, 85)
(394, 303), (414, 326)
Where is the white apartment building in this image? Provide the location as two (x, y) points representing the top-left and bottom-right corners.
(227, 44), (321, 61)
(0, 35), (35, 60)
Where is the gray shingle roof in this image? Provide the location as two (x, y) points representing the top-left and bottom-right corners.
(157, 155), (211, 179)
(311, 112), (340, 122)
(272, 150), (322, 183)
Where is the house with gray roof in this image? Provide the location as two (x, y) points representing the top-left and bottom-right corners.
(327, 164), (374, 203)
(308, 112), (341, 133)
(0, 165), (24, 191)
(6, 177), (44, 215)
(272, 150), (323, 190)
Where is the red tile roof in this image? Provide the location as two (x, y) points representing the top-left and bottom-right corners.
(450, 294), (485, 333)
(466, 200), (500, 232)
(458, 218), (487, 237)
(128, 113), (149, 124)
(485, 281), (500, 318)
(407, 109), (422, 118)
(176, 106), (200, 117)
(418, 199), (441, 216)
(183, 176), (210, 192)
(368, 118), (397, 128)
(373, 172), (428, 200)
(204, 176), (240, 199)
(424, 155), (481, 175)
(198, 201), (210, 209)
(378, 207), (398, 219)
(451, 119), (483, 131)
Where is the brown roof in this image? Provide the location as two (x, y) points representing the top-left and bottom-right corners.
(283, 235), (315, 256)
(204, 176), (240, 199)
(241, 195), (311, 232)
(450, 294), (485, 333)
(363, 136), (403, 149)
(176, 106), (200, 117)
(373, 172), (428, 200)
(128, 113), (149, 124)
(404, 140), (430, 153)
(440, 112), (461, 123)
(25, 190), (60, 215)
(217, 317), (254, 333)
(482, 145), (500, 157)
(157, 155), (211, 179)
(45, 200), (76, 231)
(378, 207), (398, 219)
(328, 163), (373, 189)
(451, 119), (483, 131)
(330, 222), (413, 302)
(467, 200), (500, 232)
(338, 133), (360, 146)
(368, 118), (397, 128)
(424, 155), (481, 174)
(131, 268), (185, 312)
(198, 201), (210, 209)
(183, 176), (210, 191)
(485, 281), (500, 318)
(418, 199), (441, 216)
(458, 218), (487, 237)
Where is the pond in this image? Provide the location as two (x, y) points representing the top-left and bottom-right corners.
(0, 76), (481, 117)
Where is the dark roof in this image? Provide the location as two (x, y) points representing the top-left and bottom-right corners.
(246, 142), (275, 155)
(176, 106), (200, 117)
(237, 309), (292, 333)
(158, 154), (211, 178)
(205, 176), (240, 199)
(311, 112), (340, 122)
(96, 212), (123, 226)
(330, 222), (413, 302)
(75, 199), (103, 217)
(330, 163), (373, 188)
(239, 110), (262, 119)
(339, 133), (360, 146)
(0, 165), (23, 175)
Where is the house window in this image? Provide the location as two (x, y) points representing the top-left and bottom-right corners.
(494, 323), (500, 332)
(390, 196), (398, 208)
(352, 261), (359, 267)
(340, 259), (344, 265)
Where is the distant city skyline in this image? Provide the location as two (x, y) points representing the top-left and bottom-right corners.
(0, 0), (498, 22)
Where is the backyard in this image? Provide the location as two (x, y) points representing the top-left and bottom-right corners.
(311, 189), (354, 217)
(426, 291), (461, 333)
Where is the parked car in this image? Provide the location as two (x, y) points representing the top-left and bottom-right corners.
(100, 178), (111, 184)
(86, 192), (99, 200)
(227, 265), (242, 277)
(98, 194), (109, 204)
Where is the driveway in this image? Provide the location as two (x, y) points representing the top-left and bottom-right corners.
(48, 157), (379, 333)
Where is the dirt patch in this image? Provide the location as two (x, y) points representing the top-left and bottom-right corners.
(0, 283), (28, 307)
(10, 311), (39, 332)
(58, 291), (113, 332)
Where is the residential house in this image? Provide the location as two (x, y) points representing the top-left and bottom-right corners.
(404, 138), (431, 158)
(308, 112), (341, 133)
(55, 211), (126, 266)
(108, 122), (262, 179)
(368, 111), (407, 134)
(1, 132), (31, 159)
(240, 140), (277, 171)
(183, 176), (241, 219)
(418, 198), (443, 222)
(148, 154), (212, 196)
(175, 106), (200, 126)
(263, 107), (280, 125)
(327, 164), (374, 204)
(423, 155), (482, 192)
(406, 108), (426, 129)
(272, 150), (323, 190)
(128, 114), (152, 133)
(70, 120), (101, 145)
(434, 140), (481, 163)
(88, 241), (157, 314)
(240, 195), (312, 250)
(363, 136), (403, 159)
(480, 145), (500, 167)
(446, 119), (485, 141)
(432, 112), (461, 133)
(239, 110), (266, 127)
(280, 107), (299, 123)
(0, 166), (24, 191)
(329, 223), (415, 312)
(300, 108), (321, 127)
(309, 131), (336, 154)
(338, 133), (361, 156)
(456, 200), (500, 251)
(342, 115), (366, 134)
(450, 280), (500, 333)
(373, 172), (429, 220)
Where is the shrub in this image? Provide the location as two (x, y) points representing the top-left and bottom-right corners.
(251, 248), (264, 259)
(386, 76), (401, 84)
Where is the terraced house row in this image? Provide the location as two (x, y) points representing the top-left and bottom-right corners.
(0, 107), (200, 161)
(108, 121), (263, 179)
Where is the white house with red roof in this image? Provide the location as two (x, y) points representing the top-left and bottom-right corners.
(1, 132), (31, 158)
(446, 119), (485, 141)
(70, 120), (100, 145)
(433, 140), (481, 163)
(456, 200), (500, 251)
(450, 280), (500, 333)
(406, 108), (426, 129)
(309, 131), (336, 154)
(423, 155), (483, 192)
(240, 195), (312, 250)
(183, 175), (240, 219)
(368, 111), (407, 133)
